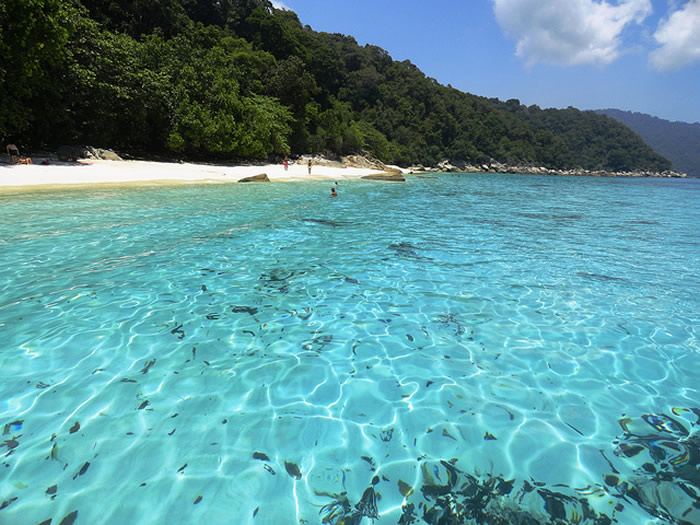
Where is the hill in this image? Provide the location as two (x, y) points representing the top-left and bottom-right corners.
(596, 109), (699, 177)
(0, 0), (671, 172)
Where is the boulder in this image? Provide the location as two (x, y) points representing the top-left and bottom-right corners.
(56, 145), (91, 162)
(342, 154), (388, 171)
(91, 148), (122, 161)
(361, 172), (405, 182)
(238, 173), (270, 183)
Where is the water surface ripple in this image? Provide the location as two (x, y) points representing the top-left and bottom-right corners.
(0, 174), (698, 524)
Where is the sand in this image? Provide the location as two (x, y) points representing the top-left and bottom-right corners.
(0, 158), (391, 191)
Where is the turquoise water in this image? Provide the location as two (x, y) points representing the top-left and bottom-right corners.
(0, 174), (698, 524)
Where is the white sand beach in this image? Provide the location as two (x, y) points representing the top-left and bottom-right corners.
(0, 158), (391, 190)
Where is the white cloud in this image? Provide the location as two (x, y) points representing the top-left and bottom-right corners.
(492, 0), (652, 66)
(270, 0), (290, 10)
(650, 0), (700, 70)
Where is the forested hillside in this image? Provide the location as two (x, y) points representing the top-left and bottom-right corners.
(0, 0), (671, 171)
(596, 109), (699, 177)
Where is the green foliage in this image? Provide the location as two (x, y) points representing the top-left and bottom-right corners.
(0, 0), (672, 171)
(597, 109), (694, 176)
(0, 0), (77, 141)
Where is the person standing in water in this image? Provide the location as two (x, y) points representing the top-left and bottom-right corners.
(307, 159), (312, 175)
(330, 187), (337, 197)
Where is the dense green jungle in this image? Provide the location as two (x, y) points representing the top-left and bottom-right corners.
(0, 0), (671, 171)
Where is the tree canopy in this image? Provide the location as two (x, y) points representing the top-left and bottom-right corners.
(0, 0), (671, 171)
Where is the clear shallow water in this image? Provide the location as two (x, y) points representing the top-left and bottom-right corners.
(0, 174), (698, 524)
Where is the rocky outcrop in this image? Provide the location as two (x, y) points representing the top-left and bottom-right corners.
(342, 154), (389, 171)
(56, 145), (123, 162)
(56, 145), (89, 162)
(238, 173), (270, 183)
(93, 148), (122, 161)
(407, 158), (688, 178)
(361, 172), (406, 182)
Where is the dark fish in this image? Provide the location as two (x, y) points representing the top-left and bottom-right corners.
(263, 464), (276, 475)
(171, 324), (185, 339)
(360, 456), (375, 467)
(177, 463), (187, 473)
(72, 462), (90, 480)
(253, 452), (270, 461)
(253, 507), (259, 517)
(484, 431), (497, 441)
(576, 272), (625, 282)
(201, 285), (207, 292)
(46, 485), (57, 495)
(284, 461), (302, 480)
(232, 305), (258, 315)
(0, 497), (18, 510)
(69, 422), (80, 434)
(120, 378), (136, 383)
(302, 218), (345, 227)
(380, 429), (393, 442)
(345, 277), (359, 284)
(193, 495), (202, 504)
(137, 401), (149, 410)
(140, 359), (156, 374)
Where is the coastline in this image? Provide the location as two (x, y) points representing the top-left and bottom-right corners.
(411, 160), (688, 178)
(0, 155), (689, 193)
(0, 158), (390, 192)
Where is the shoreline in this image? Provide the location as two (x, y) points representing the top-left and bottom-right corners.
(0, 156), (690, 193)
(0, 158), (390, 192)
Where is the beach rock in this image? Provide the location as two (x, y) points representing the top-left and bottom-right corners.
(90, 148), (122, 161)
(361, 173), (406, 182)
(238, 173), (270, 183)
(437, 159), (460, 172)
(342, 154), (388, 171)
(57, 145), (91, 162)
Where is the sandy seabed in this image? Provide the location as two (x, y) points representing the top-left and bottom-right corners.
(0, 158), (389, 191)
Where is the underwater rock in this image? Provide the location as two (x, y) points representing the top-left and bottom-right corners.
(238, 173), (269, 183)
(285, 461), (302, 480)
(361, 173), (405, 182)
(355, 487), (379, 519)
(58, 510), (78, 525)
(2, 420), (22, 435)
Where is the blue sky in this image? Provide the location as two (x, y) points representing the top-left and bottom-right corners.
(274, 0), (700, 123)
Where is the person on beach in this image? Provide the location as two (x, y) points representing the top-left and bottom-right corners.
(330, 187), (337, 197)
(6, 144), (19, 163)
(283, 156), (289, 171)
(307, 159), (312, 175)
